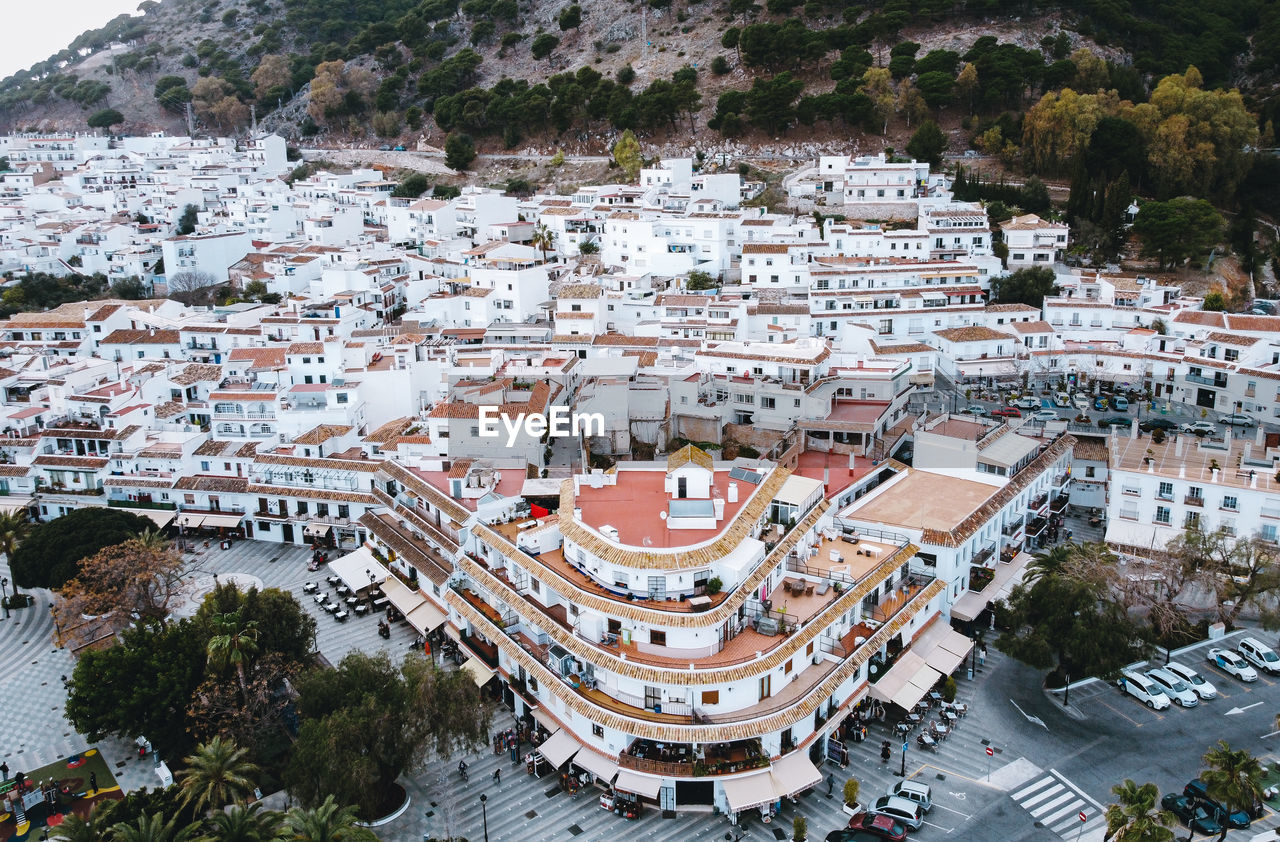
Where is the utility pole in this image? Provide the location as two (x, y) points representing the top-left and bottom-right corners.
(184, 101), (195, 138)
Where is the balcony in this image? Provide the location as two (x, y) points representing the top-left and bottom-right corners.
(1027, 493), (1048, 512)
(1002, 520), (1025, 537)
(1027, 516), (1048, 536)
(1186, 373), (1228, 388)
(1184, 495), (1204, 508)
(1053, 471), (1071, 487)
(972, 542), (997, 566)
(1050, 494), (1068, 513)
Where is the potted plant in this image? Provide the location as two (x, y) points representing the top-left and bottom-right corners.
(705, 576), (722, 595)
(792, 815), (807, 842)
(1210, 458), (1220, 472)
(842, 777), (862, 816)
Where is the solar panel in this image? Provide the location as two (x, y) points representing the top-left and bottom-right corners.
(728, 466), (763, 484)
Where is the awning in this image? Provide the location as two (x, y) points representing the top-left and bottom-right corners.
(530, 706), (559, 731)
(177, 513), (206, 529)
(572, 750), (619, 782)
(869, 651), (942, 710)
(722, 771), (777, 813)
(950, 551), (1034, 622)
(769, 751), (822, 799)
(460, 657), (495, 687)
(304, 521), (333, 538)
(0, 499), (34, 515)
(910, 621), (974, 676)
(200, 512), (245, 529)
(329, 545), (390, 593)
(537, 729), (580, 769)
(405, 600), (446, 635)
(613, 769), (662, 800)
(116, 508), (175, 528)
(1105, 520), (1177, 558)
(443, 623), (461, 642)
(382, 575), (426, 615)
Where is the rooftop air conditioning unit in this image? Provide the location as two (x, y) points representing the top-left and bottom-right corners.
(600, 524), (620, 542)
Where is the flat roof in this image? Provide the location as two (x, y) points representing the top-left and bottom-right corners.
(846, 470), (996, 533)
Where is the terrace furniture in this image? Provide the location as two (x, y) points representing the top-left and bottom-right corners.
(805, 583), (815, 597)
(303, 582), (319, 594)
(354, 604), (369, 616)
(815, 581), (830, 596)
(312, 593), (327, 606)
(334, 610), (349, 622)
(322, 601), (339, 613)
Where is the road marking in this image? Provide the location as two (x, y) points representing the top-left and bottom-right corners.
(934, 803), (973, 819)
(920, 818), (952, 832)
(1260, 729), (1280, 739)
(1227, 701), (1265, 716)
(1010, 699), (1049, 730)
(918, 763), (1006, 791)
(1092, 698), (1145, 727)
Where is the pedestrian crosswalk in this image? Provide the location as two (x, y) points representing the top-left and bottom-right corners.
(1012, 770), (1106, 839)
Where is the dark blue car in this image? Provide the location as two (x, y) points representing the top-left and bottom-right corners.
(1183, 780), (1253, 828)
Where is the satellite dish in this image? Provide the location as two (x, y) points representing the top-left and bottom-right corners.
(659, 511), (667, 520)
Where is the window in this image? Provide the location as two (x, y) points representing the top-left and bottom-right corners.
(759, 675), (771, 700)
(761, 397), (775, 409)
(1155, 506), (1171, 524)
(336, 393), (348, 404)
(1085, 466), (1096, 478)
(784, 659), (793, 675)
(592, 723), (604, 738)
(700, 690), (720, 705)
(649, 630), (666, 646)
(1263, 524), (1278, 543)
(297, 501), (308, 515)
(1222, 496), (1238, 511)
(1157, 482), (1174, 500)
(1185, 511), (1200, 528)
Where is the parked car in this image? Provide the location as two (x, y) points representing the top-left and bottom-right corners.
(1096, 416), (1131, 428)
(826, 832), (882, 842)
(1179, 421), (1217, 436)
(1013, 396), (1040, 410)
(890, 780), (933, 813)
(991, 407), (1022, 418)
(1112, 396), (1130, 411)
(1218, 413), (1255, 426)
(868, 796), (925, 831)
(1165, 662), (1217, 700)
(1207, 647), (1258, 682)
(1161, 793), (1224, 836)
(1183, 780), (1254, 827)
(960, 405), (989, 417)
(1139, 418), (1178, 432)
(1117, 670), (1171, 709)
(1093, 396), (1109, 411)
(1144, 668), (1198, 707)
(1032, 409), (1059, 422)
(378, 144), (392, 150)
(1237, 637), (1280, 675)
(393, 145), (406, 151)
(845, 812), (908, 842)
(1053, 392), (1071, 407)
(1072, 393), (1091, 412)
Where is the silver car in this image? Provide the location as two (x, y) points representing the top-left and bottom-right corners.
(1165, 662), (1217, 700)
(1145, 668), (1198, 707)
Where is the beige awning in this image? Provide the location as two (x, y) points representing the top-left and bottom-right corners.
(721, 771), (777, 813)
(613, 769), (662, 800)
(382, 576), (426, 615)
(460, 657), (495, 687)
(177, 513), (206, 529)
(572, 749), (619, 783)
(329, 546), (389, 593)
(537, 729), (580, 769)
(116, 508), (175, 528)
(911, 621), (974, 677)
(869, 651), (942, 710)
(200, 512), (245, 529)
(530, 705), (559, 731)
(951, 551), (1034, 622)
(405, 600), (446, 634)
(304, 521), (333, 538)
(0, 499), (34, 515)
(770, 751), (822, 799)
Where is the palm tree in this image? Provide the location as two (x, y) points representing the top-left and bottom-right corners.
(194, 803), (285, 842)
(1202, 740), (1264, 818)
(134, 528), (171, 552)
(50, 812), (108, 842)
(178, 737), (259, 815)
(530, 222), (556, 262)
(1103, 779), (1175, 842)
(205, 612), (259, 695)
(107, 813), (199, 842)
(1026, 544), (1074, 585)
(284, 797), (377, 842)
(0, 510), (29, 600)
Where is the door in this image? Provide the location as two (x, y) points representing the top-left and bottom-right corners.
(282, 523), (295, 543)
(659, 786), (676, 812)
(1196, 388), (1216, 408)
(677, 476), (687, 498)
(647, 575), (666, 601)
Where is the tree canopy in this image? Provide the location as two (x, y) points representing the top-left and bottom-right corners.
(1132, 198), (1222, 270)
(11, 507), (154, 589)
(991, 267), (1058, 308)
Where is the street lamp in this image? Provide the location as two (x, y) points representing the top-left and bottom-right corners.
(1063, 673), (1071, 706)
(479, 793), (489, 842)
(0, 576), (9, 619)
(899, 740), (907, 777)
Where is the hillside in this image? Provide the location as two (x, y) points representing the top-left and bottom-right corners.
(3, 0), (1279, 227)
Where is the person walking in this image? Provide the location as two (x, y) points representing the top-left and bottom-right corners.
(1, 762), (8, 782)
(826, 773), (834, 796)
(493, 768), (501, 784)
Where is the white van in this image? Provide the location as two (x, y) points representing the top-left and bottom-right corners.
(1053, 392), (1071, 408)
(890, 780), (933, 813)
(1118, 670), (1171, 709)
(1072, 393), (1091, 412)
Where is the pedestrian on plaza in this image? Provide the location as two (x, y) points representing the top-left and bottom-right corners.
(826, 774), (834, 796)
(88, 772), (96, 794)
(493, 768), (501, 784)
(979, 647), (987, 667)
(1, 762), (8, 782)
(1066, 529), (1073, 542)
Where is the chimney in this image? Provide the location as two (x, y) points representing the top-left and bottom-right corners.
(727, 481), (739, 503)
(849, 450), (857, 469)
(1258, 426), (1266, 447)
